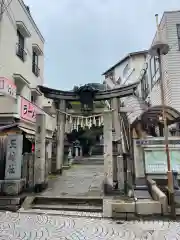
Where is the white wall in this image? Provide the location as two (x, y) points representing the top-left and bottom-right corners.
(146, 11), (180, 112)
(103, 53), (147, 124)
(166, 11), (180, 112)
(0, 0), (44, 101)
(104, 53), (146, 88)
(0, 1), (55, 137)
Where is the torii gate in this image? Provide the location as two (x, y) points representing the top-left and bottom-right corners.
(38, 82), (139, 193)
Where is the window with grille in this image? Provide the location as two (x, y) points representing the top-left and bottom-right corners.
(177, 24), (180, 50)
(123, 63), (130, 79)
(150, 56), (160, 86)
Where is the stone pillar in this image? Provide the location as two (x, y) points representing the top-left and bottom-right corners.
(75, 147), (79, 157)
(68, 147), (73, 164)
(117, 155), (124, 190)
(103, 110), (113, 194)
(112, 97), (123, 189)
(3, 134), (24, 195)
(56, 99), (66, 174)
(80, 147), (83, 157)
(34, 114), (46, 192)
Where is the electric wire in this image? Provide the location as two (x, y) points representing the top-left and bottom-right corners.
(2, 0), (13, 15)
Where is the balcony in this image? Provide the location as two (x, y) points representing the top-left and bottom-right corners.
(32, 63), (40, 77)
(16, 43), (27, 62)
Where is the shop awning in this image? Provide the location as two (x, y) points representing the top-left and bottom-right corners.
(18, 126), (35, 139)
(0, 123), (18, 131)
(133, 105), (180, 126)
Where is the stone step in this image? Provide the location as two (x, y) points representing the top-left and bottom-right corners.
(134, 190), (152, 199)
(32, 204), (102, 212)
(31, 196), (103, 213)
(134, 185), (148, 190)
(0, 197), (21, 206)
(0, 205), (19, 212)
(0, 197), (22, 211)
(34, 196), (103, 205)
(19, 208), (103, 218)
(73, 158), (104, 165)
(74, 162), (103, 165)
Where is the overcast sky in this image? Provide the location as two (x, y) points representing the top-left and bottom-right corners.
(24, 0), (180, 90)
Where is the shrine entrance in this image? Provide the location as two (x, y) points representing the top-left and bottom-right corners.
(18, 82), (147, 216)
(38, 82), (138, 196)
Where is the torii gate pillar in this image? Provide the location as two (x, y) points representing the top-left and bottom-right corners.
(56, 99), (66, 173)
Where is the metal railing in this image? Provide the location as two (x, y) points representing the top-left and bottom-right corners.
(32, 63), (40, 77)
(16, 43), (27, 61)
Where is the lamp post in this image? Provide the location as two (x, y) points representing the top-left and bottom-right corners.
(149, 14), (175, 217)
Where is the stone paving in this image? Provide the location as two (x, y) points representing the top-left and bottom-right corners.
(1, 211), (180, 239)
(12, 158), (180, 239)
(41, 164), (104, 197)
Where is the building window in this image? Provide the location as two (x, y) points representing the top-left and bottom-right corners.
(150, 56), (160, 86)
(32, 51), (40, 77)
(105, 70), (114, 81)
(141, 73), (149, 100)
(31, 95), (34, 103)
(16, 30), (26, 61)
(177, 24), (180, 50)
(123, 63), (130, 79)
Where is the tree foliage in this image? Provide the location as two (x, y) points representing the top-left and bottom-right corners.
(66, 125), (103, 155)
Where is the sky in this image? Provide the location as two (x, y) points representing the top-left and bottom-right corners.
(24, 0), (180, 90)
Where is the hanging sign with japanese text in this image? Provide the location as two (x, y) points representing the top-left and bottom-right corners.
(20, 97), (42, 123)
(5, 134), (23, 180)
(0, 77), (16, 99)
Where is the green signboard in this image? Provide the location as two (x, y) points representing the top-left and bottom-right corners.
(144, 149), (180, 174)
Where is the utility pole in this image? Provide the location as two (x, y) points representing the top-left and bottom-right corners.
(149, 14), (175, 218)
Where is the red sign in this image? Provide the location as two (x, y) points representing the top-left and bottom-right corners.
(20, 97), (42, 122)
(0, 77), (16, 98)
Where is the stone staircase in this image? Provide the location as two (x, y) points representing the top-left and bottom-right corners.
(0, 196), (24, 211)
(19, 196), (103, 218)
(73, 155), (104, 165)
(91, 144), (103, 156)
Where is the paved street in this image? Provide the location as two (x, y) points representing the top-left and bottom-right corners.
(0, 211), (180, 239)
(41, 163), (104, 197)
(15, 158), (180, 239)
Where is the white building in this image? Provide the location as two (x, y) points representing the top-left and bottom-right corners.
(0, 0), (55, 140)
(103, 50), (148, 124)
(102, 50), (147, 88)
(103, 10), (180, 129)
(143, 11), (180, 112)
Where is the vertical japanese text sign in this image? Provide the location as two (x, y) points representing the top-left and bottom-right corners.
(34, 114), (46, 184)
(5, 134), (23, 180)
